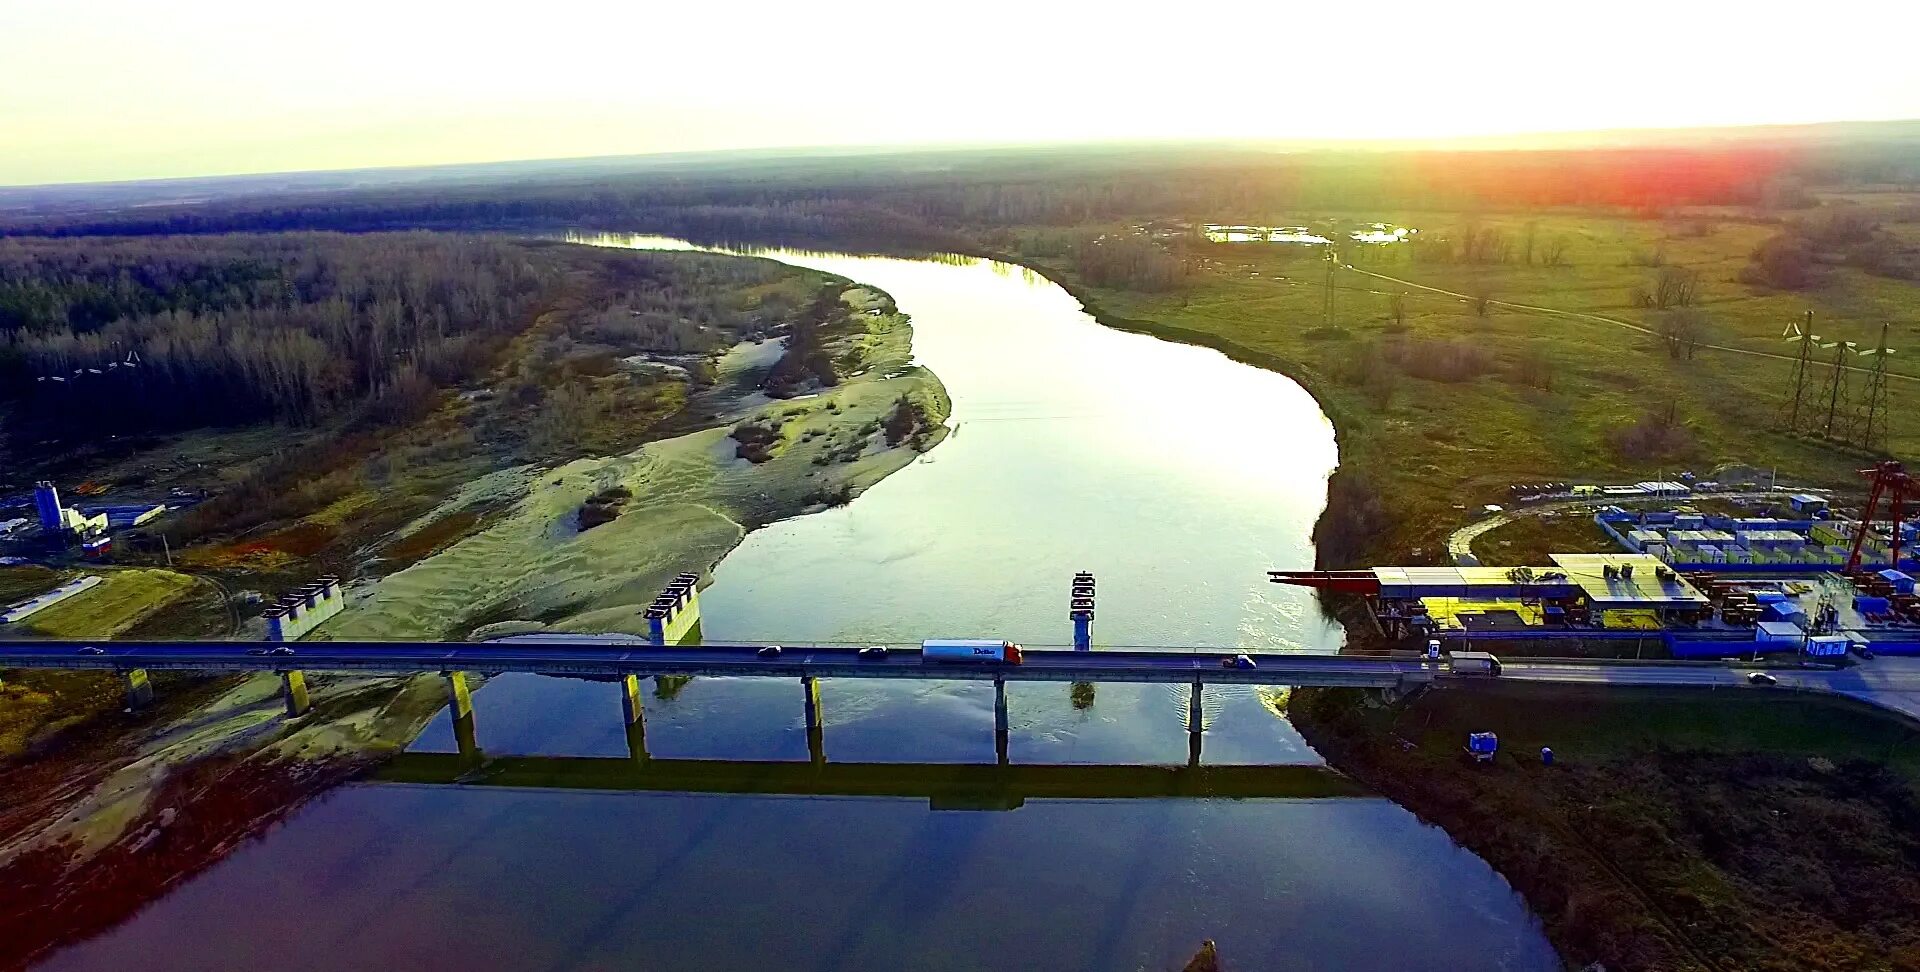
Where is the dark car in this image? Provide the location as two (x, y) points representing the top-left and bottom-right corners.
(757, 645), (783, 659)
(859, 645), (889, 659)
(1221, 653), (1257, 670)
(1746, 671), (1778, 686)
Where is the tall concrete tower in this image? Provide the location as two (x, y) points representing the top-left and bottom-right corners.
(33, 482), (63, 532)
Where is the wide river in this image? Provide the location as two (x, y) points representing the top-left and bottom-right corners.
(38, 239), (1557, 971)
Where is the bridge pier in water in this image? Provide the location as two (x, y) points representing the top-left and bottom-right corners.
(801, 676), (826, 766)
(620, 675), (648, 762)
(442, 671), (480, 763)
(994, 676), (1011, 765)
(279, 670), (311, 716)
(123, 668), (154, 709)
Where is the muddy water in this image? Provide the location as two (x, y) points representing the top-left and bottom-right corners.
(35, 239), (1557, 971)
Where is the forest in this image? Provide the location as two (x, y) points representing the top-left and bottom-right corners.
(0, 233), (564, 446)
(9, 137), (1915, 255)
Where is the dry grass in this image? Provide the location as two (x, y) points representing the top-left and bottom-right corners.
(21, 569), (197, 639)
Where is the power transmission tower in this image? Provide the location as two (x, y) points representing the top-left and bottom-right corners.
(1780, 311), (1817, 431)
(1322, 248), (1337, 328)
(1818, 337), (1857, 440)
(1854, 322), (1897, 452)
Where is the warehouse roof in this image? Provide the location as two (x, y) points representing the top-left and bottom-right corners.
(1548, 553), (1711, 608)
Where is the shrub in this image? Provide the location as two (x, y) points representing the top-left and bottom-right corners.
(1609, 407), (1695, 461)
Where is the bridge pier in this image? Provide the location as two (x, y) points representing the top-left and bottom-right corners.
(801, 676), (823, 731)
(1187, 680), (1204, 734)
(619, 674), (648, 762)
(452, 711), (481, 764)
(993, 677), (1010, 733)
(280, 670), (311, 717)
(1188, 727), (1204, 767)
(123, 668), (154, 709)
(443, 671), (473, 720)
(619, 674), (644, 726)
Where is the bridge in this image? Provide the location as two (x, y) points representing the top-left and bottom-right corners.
(0, 639), (1440, 765)
(8, 638), (1916, 766)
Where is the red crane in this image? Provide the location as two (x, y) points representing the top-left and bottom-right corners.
(1846, 460), (1915, 573)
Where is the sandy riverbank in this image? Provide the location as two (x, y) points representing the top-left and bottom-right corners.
(324, 289), (948, 640)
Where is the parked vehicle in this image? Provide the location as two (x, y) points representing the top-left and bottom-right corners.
(921, 639), (1023, 665)
(1747, 671), (1778, 686)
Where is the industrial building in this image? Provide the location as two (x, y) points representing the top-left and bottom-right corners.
(1272, 552), (1920, 660)
(1596, 506), (1918, 571)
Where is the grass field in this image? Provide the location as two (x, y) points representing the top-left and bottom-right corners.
(1298, 684), (1920, 971)
(1470, 510), (1625, 565)
(18, 569), (198, 639)
(1013, 199), (1920, 567)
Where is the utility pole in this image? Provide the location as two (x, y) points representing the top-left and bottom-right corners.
(1322, 248), (1337, 328)
(161, 533), (173, 567)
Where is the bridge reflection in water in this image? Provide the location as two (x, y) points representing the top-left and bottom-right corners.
(373, 747), (1367, 809)
(380, 672), (1368, 808)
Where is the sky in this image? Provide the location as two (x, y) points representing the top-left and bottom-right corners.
(6, 0), (1920, 186)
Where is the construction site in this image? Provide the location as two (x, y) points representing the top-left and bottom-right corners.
(1279, 461), (1920, 660)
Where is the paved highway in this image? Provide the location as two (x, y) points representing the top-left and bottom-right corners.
(0, 640), (1433, 687)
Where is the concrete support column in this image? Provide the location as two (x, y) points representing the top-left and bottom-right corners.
(993, 677), (1010, 734)
(625, 717), (649, 764)
(1188, 727), (1204, 768)
(801, 676), (823, 731)
(807, 724), (827, 768)
(443, 671), (473, 720)
(619, 674), (644, 726)
(619, 674), (649, 762)
(124, 668), (154, 709)
(452, 711), (481, 763)
(1187, 680), (1205, 734)
(280, 670), (311, 717)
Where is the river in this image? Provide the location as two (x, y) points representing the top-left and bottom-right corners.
(35, 238), (1557, 971)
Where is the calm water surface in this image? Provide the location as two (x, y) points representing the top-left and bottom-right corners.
(36, 238), (1556, 971)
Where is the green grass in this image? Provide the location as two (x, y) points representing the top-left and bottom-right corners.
(1470, 511), (1623, 565)
(1394, 682), (1920, 785)
(1014, 204), (1920, 567)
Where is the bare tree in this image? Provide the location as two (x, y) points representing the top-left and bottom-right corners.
(1541, 236), (1570, 267)
(1657, 307), (1708, 360)
(1652, 266), (1700, 309)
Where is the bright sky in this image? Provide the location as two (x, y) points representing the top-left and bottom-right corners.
(6, 0), (1919, 186)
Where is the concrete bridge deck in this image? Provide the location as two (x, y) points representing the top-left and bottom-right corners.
(0, 640), (1434, 688)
